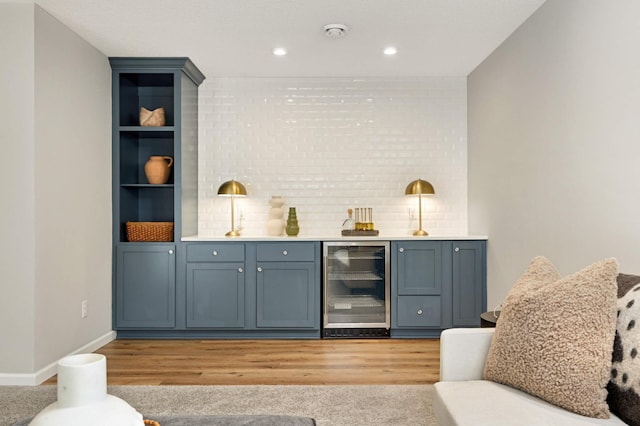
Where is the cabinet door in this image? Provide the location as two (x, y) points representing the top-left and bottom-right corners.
(186, 263), (245, 328)
(395, 241), (443, 295)
(115, 244), (175, 328)
(256, 262), (318, 328)
(452, 241), (486, 327)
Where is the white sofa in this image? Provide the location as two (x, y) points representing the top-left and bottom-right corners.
(433, 328), (627, 426)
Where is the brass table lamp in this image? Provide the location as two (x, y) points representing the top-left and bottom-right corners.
(405, 179), (435, 236)
(217, 180), (247, 237)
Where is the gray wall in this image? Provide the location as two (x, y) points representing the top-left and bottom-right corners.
(0, 1), (36, 376)
(0, 3), (113, 383)
(468, 0), (640, 309)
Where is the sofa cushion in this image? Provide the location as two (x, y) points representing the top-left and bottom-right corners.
(607, 273), (640, 426)
(484, 256), (619, 418)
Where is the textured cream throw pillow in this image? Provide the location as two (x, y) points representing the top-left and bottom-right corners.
(484, 256), (619, 418)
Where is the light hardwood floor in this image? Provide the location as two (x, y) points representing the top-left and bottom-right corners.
(45, 339), (440, 385)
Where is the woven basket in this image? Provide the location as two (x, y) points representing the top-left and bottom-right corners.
(126, 222), (174, 242)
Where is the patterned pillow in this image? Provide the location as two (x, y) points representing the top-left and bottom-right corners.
(484, 256), (619, 418)
(607, 273), (640, 426)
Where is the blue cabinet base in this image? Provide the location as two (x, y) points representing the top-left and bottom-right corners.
(116, 329), (321, 339)
(390, 329), (444, 338)
(113, 239), (485, 339)
(391, 240), (487, 337)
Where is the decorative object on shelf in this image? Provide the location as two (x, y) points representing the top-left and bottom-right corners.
(354, 207), (375, 231)
(28, 353), (145, 426)
(139, 107), (166, 127)
(267, 196), (286, 236)
(144, 155), (173, 184)
(286, 207), (300, 236)
(342, 208), (355, 231)
(405, 178), (435, 236)
(218, 180), (247, 237)
(126, 221), (174, 242)
(342, 207), (379, 236)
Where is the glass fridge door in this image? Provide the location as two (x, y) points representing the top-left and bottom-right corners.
(323, 242), (390, 329)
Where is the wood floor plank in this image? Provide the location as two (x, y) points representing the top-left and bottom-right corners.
(44, 338), (440, 386)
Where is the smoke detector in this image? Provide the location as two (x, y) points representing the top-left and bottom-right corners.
(323, 24), (349, 38)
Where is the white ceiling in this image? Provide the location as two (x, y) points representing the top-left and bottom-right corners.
(34, 0), (546, 78)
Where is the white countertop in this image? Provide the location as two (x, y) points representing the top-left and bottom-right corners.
(182, 234), (488, 242)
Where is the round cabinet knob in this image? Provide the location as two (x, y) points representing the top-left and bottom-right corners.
(282, 250), (288, 256)
(238, 267), (243, 273)
(257, 267), (263, 272)
(399, 247), (405, 253)
(454, 247), (460, 252)
(417, 309), (423, 315)
(168, 249), (174, 255)
(212, 251), (218, 256)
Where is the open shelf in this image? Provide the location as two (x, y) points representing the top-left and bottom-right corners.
(119, 133), (175, 186)
(119, 126), (175, 132)
(118, 73), (175, 127)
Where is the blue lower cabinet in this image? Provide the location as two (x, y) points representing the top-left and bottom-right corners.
(256, 262), (318, 328)
(396, 241), (443, 295)
(115, 244), (176, 329)
(181, 241), (321, 336)
(113, 239), (483, 338)
(186, 263), (246, 328)
(452, 241), (486, 327)
(391, 240), (486, 337)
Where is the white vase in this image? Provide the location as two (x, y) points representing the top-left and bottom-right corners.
(29, 354), (144, 426)
(267, 196), (286, 236)
(269, 196), (285, 209)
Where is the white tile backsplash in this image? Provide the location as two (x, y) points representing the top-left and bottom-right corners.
(198, 77), (467, 237)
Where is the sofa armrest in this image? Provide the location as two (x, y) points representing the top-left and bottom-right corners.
(439, 328), (495, 381)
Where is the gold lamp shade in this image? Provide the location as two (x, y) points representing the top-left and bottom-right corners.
(217, 180), (247, 237)
(405, 179), (435, 236)
(217, 180), (247, 197)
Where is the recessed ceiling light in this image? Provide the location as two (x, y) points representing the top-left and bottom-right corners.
(273, 47), (287, 56)
(383, 46), (398, 56)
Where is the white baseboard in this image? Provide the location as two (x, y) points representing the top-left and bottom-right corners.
(0, 330), (116, 386)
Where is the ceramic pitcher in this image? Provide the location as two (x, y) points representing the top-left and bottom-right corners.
(144, 156), (173, 184)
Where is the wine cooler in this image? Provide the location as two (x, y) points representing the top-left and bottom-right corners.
(322, 241), (390, 338)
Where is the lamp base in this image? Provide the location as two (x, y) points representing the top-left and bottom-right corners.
(225, 230), (241, 237)
(413, 229), (429, 236)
